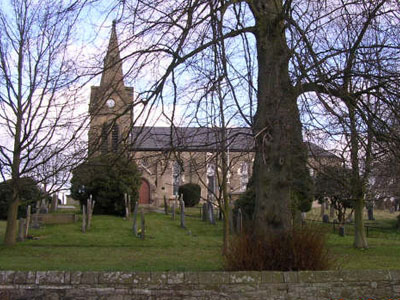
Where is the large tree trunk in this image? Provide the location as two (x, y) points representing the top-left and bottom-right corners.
(221, 153), (230, 255)
(4, 188), (20, 246)
(349, 105), (368, 249)
(251, 0), (308, 236)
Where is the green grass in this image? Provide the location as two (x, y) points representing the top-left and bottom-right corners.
(0, 209), (399, 271)
(0, 212), (223, 271)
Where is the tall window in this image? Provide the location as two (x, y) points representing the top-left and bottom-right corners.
(172, 161), (182, 196)
(207, 163), (216, 201)
(111, 124), (119, 153)
(239, 162), (249, 192)
(100, 123), (109, 154)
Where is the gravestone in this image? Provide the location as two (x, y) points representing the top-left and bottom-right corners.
(25, 205), (31, 237)
(32, 207), (40, 229)
(180, 199), (186, 229)
(208, 202), (216, 225)
(39, 199), (48, 214)
(81, 205), (86, 233)
(322, 214), (329, 223)
(164, 195), (168, 215)
(50, 193), (58, 212)
(236, 208), (243, 234)
(140, 209), (145, 240)
(86, 195), (95, 230)
(17, 218), (25, 242)
(171, 201), (176, 220)
(132, 201), (139, 236)
(202, 203), (207, 222)
(124, 193), (130, 218)
(228, 205), (234, 233)
(339, 225), (345, 237)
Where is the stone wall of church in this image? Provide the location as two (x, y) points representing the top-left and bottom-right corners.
(132, 151), (254, 206)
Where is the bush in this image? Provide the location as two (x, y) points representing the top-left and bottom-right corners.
(397, 215), (400, 230)
(224, 226), (335, 271)
(178, 183), (201, 207)
(0, 177), (43, 220)
(70, 153), (141, 216)
(233, 174), (312, 226)
(233, 176), (255, 221)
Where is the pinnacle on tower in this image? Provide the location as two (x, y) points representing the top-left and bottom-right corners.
(100, 20), (124, 88)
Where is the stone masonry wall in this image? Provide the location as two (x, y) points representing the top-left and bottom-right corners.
(0, 270), (399, 299)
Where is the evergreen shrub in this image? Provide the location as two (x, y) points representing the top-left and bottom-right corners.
(178, 183), (201, 207)
(0, 177), (43, 220)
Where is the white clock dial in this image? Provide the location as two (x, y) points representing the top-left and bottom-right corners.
(106, 98), (115, 108)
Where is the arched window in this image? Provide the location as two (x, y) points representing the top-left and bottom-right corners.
(111, 124), (119, 153)
(100, 123), (109, 154)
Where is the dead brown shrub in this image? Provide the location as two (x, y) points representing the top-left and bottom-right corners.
(224, 225), (335, 271)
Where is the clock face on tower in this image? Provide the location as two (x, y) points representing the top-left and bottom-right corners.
(106, 98), (115, 108)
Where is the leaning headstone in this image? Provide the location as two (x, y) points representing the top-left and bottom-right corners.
(329, 204), (335, 219)
(124, 193), (128, 218)
(17, 218), (25, 242)
(320, 200), (325, 217)
(39, 199), (48, 214)
(132, 201), (139, 236)
(228, 205), (234, 234)
(128, 195), (132, 216)
(86, 195), (95, 230)
(50, 193), (58, 212)
(81, 205), (86, 233)
(322, 214), (329, 223)
(140, 209), (145, 240)
(367, 207), (375, 221)
(301, 212), (306, 224)
(180, 199), (186, 229)
(25, 205), (31, 237)
(171, 201), (176, 220)
(164, 195), (168, 215)
(202, 203), (207, 222)
(32, 207), (40, 229)
(236, 208), (243, 234)
(339, 225), (345, 237)
(209, 203), (216, 225)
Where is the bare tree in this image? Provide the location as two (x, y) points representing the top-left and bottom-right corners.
(0, 0), (87, 245)
(99, 0), (400, 247)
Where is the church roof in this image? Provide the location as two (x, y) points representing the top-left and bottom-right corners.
(129, 126), (338, 158)
(130, 127), (253, 152)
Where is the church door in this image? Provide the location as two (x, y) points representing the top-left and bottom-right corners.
(139, 179), (150, 204)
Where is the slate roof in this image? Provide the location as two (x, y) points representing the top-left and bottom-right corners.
(129, 126), (338, 158)
(130, 127), (253, 152)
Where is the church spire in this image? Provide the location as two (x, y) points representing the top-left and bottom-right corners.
(100, 20), (124, 88)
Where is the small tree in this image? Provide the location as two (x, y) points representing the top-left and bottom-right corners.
(315, 166), (353, 225)
(0, 177), (44, 220)
(178, 183), (201, 207)
(70, 153), (141, 216)
(234, 173), (313, 226)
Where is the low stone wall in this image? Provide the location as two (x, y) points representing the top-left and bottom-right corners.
(33, 213), (78, 225)
(0, 270), (399, 299)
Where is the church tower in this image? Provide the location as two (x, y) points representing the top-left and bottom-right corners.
(88, 21), (133, 156)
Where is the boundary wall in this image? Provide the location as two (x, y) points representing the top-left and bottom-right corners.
(0, 270), (399, 299)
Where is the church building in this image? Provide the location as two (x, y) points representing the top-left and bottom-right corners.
(88, 22), (339, 207)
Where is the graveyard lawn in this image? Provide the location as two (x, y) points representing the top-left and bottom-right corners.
(0, 213), (223, 271)
(0, 211), (400, 271)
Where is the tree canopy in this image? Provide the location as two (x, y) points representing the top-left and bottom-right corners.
(0, 177), (44, 220)
(70, 153), (141, 216)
